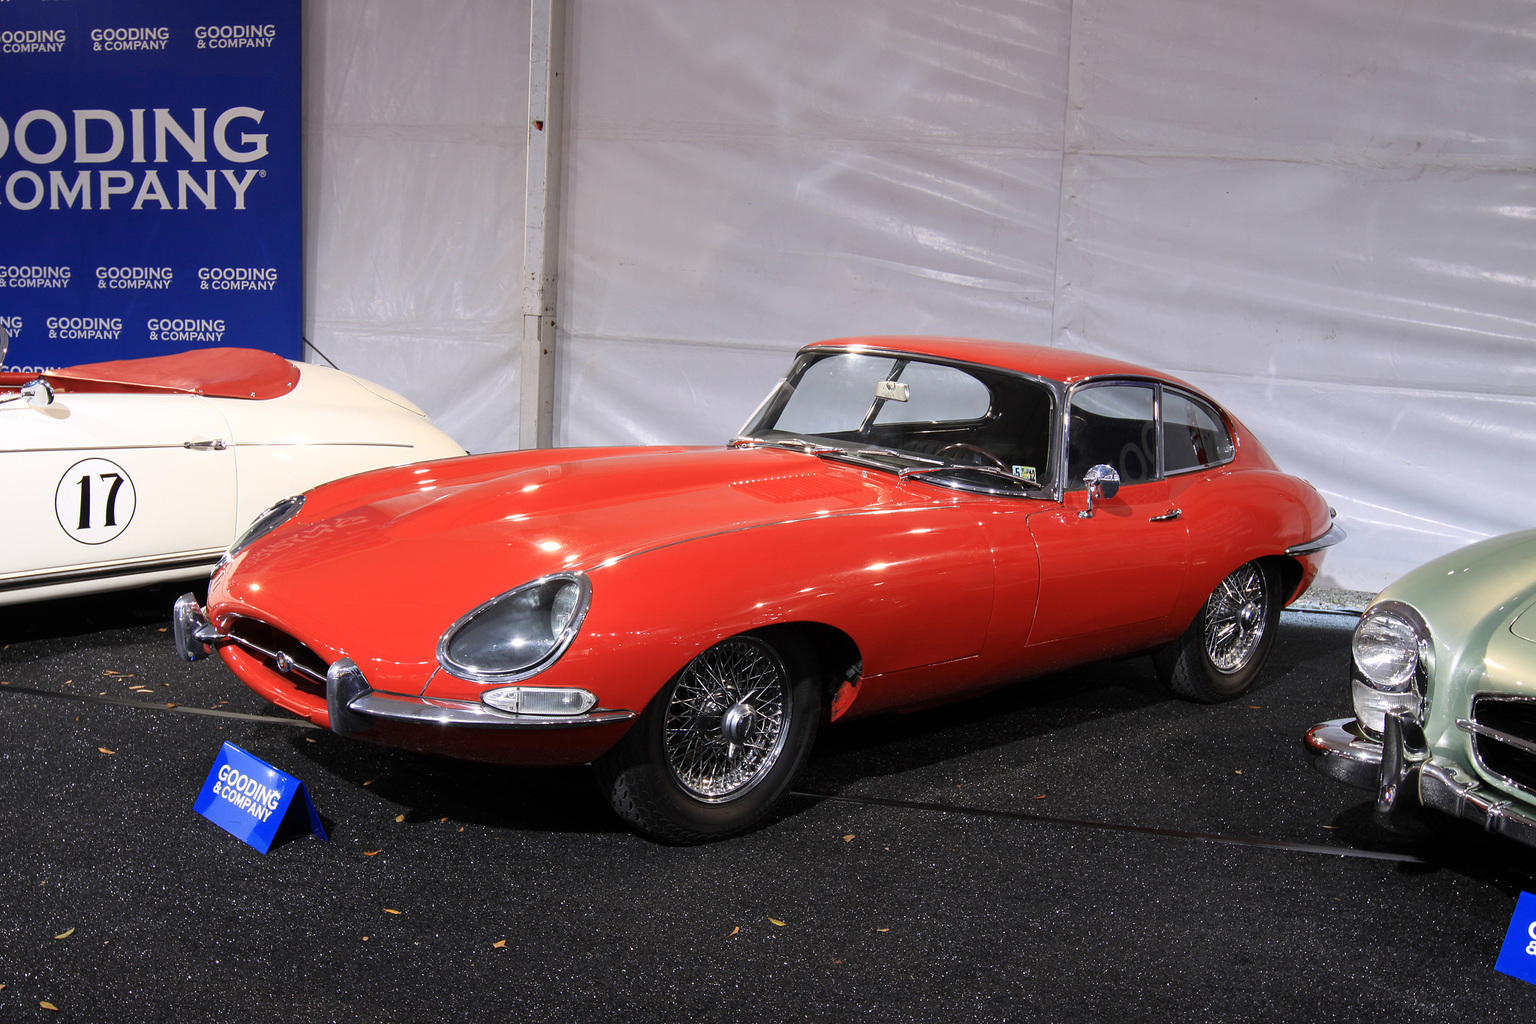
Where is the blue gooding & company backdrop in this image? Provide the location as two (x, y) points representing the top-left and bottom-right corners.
(0, 0), (301, 371)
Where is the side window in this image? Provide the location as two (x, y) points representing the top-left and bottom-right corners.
(1163, 391), (1234, 473)
(1067, 384), (1157, 488)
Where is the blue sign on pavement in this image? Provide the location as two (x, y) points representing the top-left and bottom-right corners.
(1495, 891), (1536, 986)
(0, 0), (302, 371)
(193, 742), (327, 854)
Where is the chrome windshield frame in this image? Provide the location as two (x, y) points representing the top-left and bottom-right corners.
(737, 344), (1067, 501)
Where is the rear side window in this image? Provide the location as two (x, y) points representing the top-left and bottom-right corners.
(1163, 391), (1234, 473)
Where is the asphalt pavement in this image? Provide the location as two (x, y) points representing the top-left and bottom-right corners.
(2, 585), (1534, 1022)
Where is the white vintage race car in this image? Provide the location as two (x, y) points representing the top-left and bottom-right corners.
(0, 333), (465, 605)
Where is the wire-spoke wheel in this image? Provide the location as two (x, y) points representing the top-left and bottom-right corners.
(663, 637), (791, 801)
(1156, 560), (1283, 703)
(595, 633), (819, 843)
(1203, 562), (1270, 672)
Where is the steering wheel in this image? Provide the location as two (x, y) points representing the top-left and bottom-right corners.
(935, 443), (1009, 472)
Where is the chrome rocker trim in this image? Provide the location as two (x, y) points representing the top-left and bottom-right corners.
(172, 593), (636, 737)
(1305, 714), (1536, 850)
(1, 551), (224, 593)
(1286, 523), (1347, 557)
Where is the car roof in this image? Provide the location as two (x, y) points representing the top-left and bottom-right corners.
(804, 336), (1183, 388)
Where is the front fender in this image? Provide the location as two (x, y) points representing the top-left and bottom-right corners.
(426, 503), (996, 717)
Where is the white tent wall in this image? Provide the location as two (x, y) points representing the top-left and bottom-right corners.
(302, 0), (531, 455)
(1058, 0), (1536, 590)
(557, 0), (1072, 450)
(304, 0), (1536, 591)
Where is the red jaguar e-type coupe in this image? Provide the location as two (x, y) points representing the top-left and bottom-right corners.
(176, 336), (1342, 842)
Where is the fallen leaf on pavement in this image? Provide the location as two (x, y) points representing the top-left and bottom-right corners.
(843, 835), (855, 842)
(41, 1001), (58, 1011)
(363, 850), (382, 857)
(97, 748), (115, 755)
(728, 927), (740, 937)
(768, 918), (785, 927)
(384, 909), (401, 915)
(53, 927), (75, 939)
(493, 940), (507, 948)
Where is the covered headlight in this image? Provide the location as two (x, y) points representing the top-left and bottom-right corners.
(438, 573), (591, 682)
(1350, 600), (1430, 735)
(223, 495), (304, 563)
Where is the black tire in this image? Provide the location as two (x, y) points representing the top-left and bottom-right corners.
(594, 633), (819, 844)
(1155, 560), (1282, 703)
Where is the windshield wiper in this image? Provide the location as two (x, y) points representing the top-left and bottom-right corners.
(898, 464), (1042, 490)
(734, 437), (1035, 490)
(728, 435), (842, 456)
(850, 446), (944, 466)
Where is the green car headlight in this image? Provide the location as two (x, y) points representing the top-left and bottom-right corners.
(438, 573), (591, 682)
(1351, 601), (1430, 735)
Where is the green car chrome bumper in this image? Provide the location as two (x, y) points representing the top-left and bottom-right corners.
(1306, 714), (1536, 850)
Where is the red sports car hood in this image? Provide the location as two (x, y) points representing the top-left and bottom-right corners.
(213, 445), (951, 680)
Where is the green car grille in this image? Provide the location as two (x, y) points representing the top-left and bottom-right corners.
(1470, 696), (1536, 797)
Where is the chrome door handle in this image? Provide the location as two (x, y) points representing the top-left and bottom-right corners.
(1149, 507), (1182, 522)
(183, 439), (229, 451)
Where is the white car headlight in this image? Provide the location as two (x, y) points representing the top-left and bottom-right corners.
(438, 573), (590, 682)
(1351, 601), (1430, 735)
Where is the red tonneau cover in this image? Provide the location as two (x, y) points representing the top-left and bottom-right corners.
(42, 348), (300, 400)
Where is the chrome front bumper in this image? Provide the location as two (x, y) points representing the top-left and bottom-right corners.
(173, 593), (635, 737)
(1285, 522), (1347, 557)
(1306, 714), (1536, 850)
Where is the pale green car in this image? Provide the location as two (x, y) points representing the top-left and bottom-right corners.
(1307, 528), (1536, 849)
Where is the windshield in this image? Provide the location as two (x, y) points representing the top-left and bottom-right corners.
(739, 351), (1056, 493)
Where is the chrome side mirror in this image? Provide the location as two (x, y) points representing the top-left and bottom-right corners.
(22, 378), (54, 409)
(1078, 463), (1121, 519)
(1, 377), (54, 409)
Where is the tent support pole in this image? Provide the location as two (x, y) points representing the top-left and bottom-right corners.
(519, 0), (565, 448)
